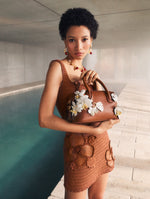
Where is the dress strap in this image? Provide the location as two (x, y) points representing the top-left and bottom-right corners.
(52, 59), (68, 79)
(51, 59), (72, 84)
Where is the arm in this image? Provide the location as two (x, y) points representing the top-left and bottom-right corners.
(39, 61), (97, 134)
(39, 61), (119, 135)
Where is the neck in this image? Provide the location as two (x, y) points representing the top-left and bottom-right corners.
(66, 55), (83, 66)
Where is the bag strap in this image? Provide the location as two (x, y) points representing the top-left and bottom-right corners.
(83, 77), (112, 102)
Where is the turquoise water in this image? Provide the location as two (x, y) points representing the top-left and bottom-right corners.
(0, 88), (65, 199)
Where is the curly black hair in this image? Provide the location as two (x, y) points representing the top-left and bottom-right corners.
(59, 8), (99, 40)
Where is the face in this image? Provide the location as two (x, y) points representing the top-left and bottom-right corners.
(64, 25), (93, 59)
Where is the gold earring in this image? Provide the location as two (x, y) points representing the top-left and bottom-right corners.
(89, 46), (93, 54)
(64, 47), (68, 55)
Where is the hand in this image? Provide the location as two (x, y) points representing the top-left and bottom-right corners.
(95, 119), (120, 135)
(80, 70), (100, 85)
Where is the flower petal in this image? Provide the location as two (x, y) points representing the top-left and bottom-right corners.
(111, 93), (118, 102)
(96, 102), (104, 112)
(88, 107), (97, 116)
(114, 107), (122, 118)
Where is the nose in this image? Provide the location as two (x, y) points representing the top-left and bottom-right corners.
(75, 40), (82, 50)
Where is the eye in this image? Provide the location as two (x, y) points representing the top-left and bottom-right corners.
(82, 38), (88, 42)
(69, 39), (75, 42)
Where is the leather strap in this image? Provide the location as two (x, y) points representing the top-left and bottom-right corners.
(83, 77), (112, 102)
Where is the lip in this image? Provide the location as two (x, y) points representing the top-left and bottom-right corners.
(75, 52), (84, 56)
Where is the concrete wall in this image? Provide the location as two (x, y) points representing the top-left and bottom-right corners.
(0, 41), (150, 89)
(0, 41), (58, 88)
(84, 46), (150, 84)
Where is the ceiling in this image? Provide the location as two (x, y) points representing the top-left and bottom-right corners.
(0, 0), (150, 48)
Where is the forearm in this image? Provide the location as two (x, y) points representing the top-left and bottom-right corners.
(39, 114), (96, 134)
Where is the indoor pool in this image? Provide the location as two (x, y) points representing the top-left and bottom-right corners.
(0, 87), (65, 199)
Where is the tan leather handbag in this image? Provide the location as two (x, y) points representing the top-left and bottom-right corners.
(67, 77), (121, 124)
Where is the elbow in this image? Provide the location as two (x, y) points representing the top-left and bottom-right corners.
(38, 111), (54, 128)
(38, 116), (48, 128)
(39, 118), (46, 128)
(38, 115), (53, 128)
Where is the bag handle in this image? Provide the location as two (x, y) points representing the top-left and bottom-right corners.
(83, 77), (112, 102)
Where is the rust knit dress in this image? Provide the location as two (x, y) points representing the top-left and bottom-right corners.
(52, 59), (115, 192)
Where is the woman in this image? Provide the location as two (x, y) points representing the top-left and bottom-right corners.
(39, 8), (119, 199)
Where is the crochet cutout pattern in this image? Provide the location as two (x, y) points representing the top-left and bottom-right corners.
(105, 141), (115, 168)
(64, 134), (97, 170)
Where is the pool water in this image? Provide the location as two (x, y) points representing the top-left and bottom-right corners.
(0, 88), (65, 199)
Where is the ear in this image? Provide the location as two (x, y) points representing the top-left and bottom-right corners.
(90, 37), (93, 46)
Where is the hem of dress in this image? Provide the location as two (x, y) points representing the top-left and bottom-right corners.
(64, 166), (114, 193)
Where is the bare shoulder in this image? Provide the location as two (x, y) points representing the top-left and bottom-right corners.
(45, 60), (63, 87)
(48, 60), (62, 74)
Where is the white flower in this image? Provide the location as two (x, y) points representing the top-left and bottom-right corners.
(76, 93), (93, 109)
(70, 89), (105, 117)
(111, 93), (118, 102)
(74, 89), (86, 97)
(74, 90), (87, 100)
(114, 107), (122, 118)
(96, 102), (104, 112)
(88, 107), (98, 116)
(79, 97), (92, 107)
(76, 95), (87, 103)
(71, 101), (83, 113)
(70, 109), (78, 116)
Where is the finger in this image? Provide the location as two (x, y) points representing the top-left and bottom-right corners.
(88, 72), (95, 84)
(80, 70), (88, 78)
(92, 73), (99, 82)
(108, 120), (113, 128)
(111, 119), (120, 124)
(82, 70), (93, 82)
(89, 71), (96, 83)
(86, 70), (97, 83)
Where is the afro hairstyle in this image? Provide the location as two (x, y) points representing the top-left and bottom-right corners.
(59, 8), (99, 40)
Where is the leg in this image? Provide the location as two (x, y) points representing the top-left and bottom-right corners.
(65, 189), (87, 199)
(88, 173), (109, 199)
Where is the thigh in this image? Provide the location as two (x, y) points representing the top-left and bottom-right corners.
(65, 189), (87, 199)
(88, 173), (109, 199)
